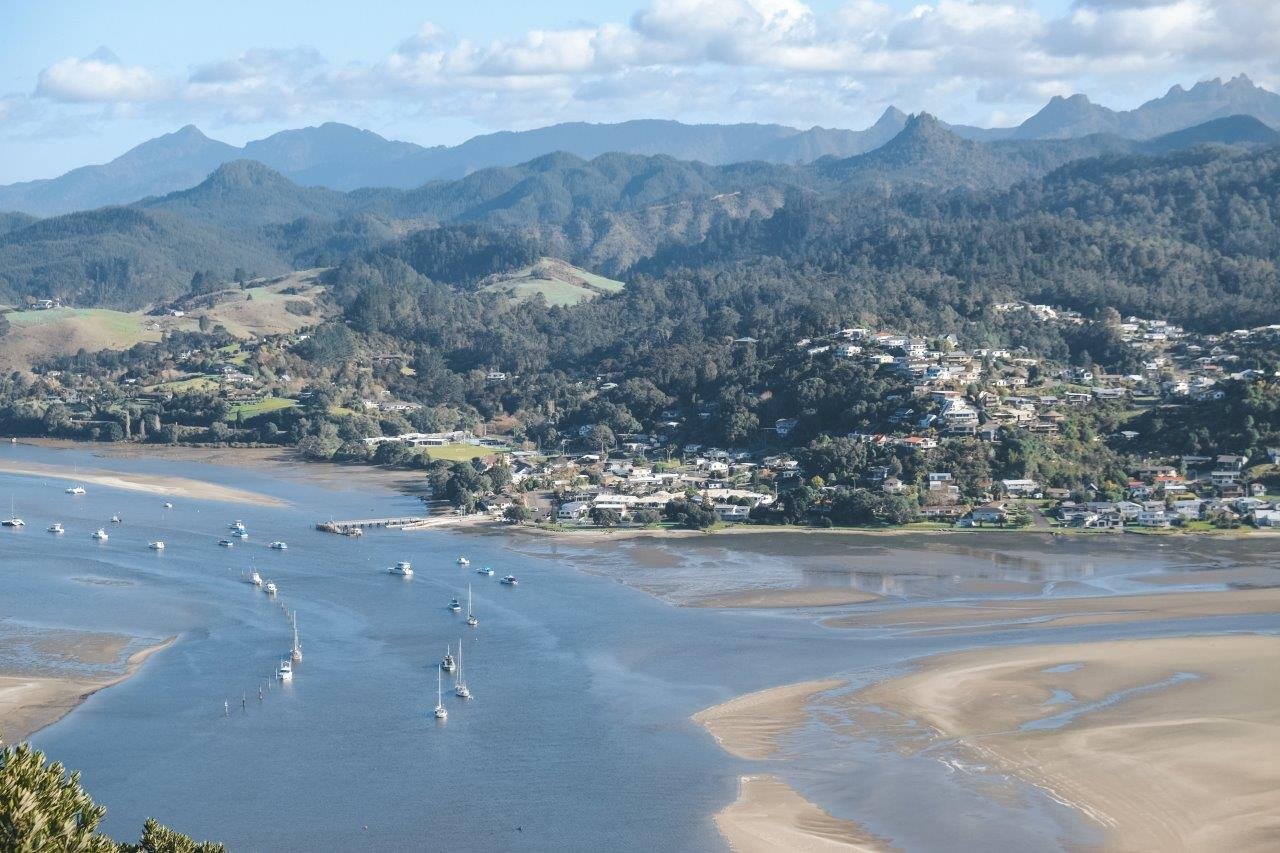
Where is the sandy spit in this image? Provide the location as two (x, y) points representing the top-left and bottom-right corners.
(0, 636), (175, 744)
(691, 589), (881, 609)
(0, 459), (285, 508)
(694, 678), (847, 761)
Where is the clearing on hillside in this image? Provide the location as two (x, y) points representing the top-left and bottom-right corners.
(478, 258), (624, 307)
(0, 269), (332, 372)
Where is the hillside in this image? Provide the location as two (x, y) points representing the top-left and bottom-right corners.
(477, 258), (624, 306)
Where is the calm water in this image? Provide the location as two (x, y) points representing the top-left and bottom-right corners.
(2, 442), (1276, 851)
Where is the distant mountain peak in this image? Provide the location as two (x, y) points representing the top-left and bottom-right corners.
(200, 159), (291, 190)
(874, 106), (908, 127)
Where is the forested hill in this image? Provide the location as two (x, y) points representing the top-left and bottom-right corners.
(1, 117), (1278, 317)
(640, 144), (1280, 332)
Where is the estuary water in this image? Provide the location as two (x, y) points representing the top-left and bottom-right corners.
(2, 441), (1276, 851)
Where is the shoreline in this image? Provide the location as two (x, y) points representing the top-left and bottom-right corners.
(0, 636), (175, 745)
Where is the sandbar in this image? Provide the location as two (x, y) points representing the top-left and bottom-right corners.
(715, 774), (892, 852)
(692, 589), (880, 609)
(695, 678), (846, 760)
(851, 634), (1280, 851)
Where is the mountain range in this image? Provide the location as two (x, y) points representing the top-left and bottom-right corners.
(2, 110), (1276, 312)
(2, 76), (1279, 217)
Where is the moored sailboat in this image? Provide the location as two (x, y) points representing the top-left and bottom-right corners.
(466, 584), (478, 627)
(454, 639), (471, 699)
(434, 667), (447, 720)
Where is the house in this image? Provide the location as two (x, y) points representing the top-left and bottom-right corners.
(556, 501), (590, 521)
(969, 503), (1008, 525)
(713, 504), (751, 522)
(1253, 509), (1280, 527)
(1136, 510), (1171, 528)
(1000, 479), (1040, 497)
(774, 418), (799, 438)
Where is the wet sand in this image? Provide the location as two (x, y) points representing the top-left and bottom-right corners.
(715, 775), (891, 852)
(851, 634), (1280, 852)
(0, 458), (285, 507)
(695, 679), (846, 760)
(0, 637), (174, 744)
(692, 589), (880, 609)
(827, 587), (1280, 633)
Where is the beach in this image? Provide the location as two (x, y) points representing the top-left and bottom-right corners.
(849, 634), (1280, 852)
(0, 637), (174, 744)
(692, 589), (881, 609)
(0, 458), (285, 507)
(695, 678), (846, 760)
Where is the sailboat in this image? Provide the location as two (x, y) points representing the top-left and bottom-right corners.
(291, 611), (303, 663)
(65, 466), (85, 494)
(454, 639), (472, 699)
(434, 667), (447, 720)
(245, 569), (263, 586)
(466, 584), (478, 627)
(2, 498), (23, 527)
(441, 644), (456, 673)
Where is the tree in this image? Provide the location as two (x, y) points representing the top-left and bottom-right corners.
(503, 504), (533, 524)
(589, 507), (621, 528)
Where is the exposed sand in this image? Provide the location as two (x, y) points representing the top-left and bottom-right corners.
(0, 637), (174, 744)
(695, 678), (846, 760)
(826, 587), (1280, 633)
(852, 634), (1280, 852)
(692, 589), (880, 609)
(715, 775), (892, 852)
(0, 458), (285, 507)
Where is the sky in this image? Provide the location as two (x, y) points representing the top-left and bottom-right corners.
(1, 0), (1278, 183)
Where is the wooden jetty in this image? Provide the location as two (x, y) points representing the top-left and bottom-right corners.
(315, 516), (427, 535)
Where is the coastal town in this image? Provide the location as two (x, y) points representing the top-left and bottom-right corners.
(6, 297), (1280, 535)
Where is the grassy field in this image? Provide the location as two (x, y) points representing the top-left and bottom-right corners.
(479, 258), (624, 307)
(0, 308), (169, 371)
(231, 396), (297, 417)
(147, 376), (220, 393)
(424, 442), (509, 461)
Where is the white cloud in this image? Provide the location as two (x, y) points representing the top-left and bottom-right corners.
(36, 53), (171, 103)
(17, 0), (1280, 136)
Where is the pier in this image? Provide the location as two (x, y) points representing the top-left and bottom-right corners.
(315, 516), (428, 535)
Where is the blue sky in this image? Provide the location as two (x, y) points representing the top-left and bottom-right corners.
(2, 0), (1276, 183)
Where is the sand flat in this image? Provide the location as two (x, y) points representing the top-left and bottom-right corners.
(715, 775), (892, 852)
(852, 635), (1280, 852)
(827, 587), (1280, 633)
(692, 589), (880, 609)
(695, 679), (846, 760)
(0, 637), (174, 743)
(0, 459), (285, 507)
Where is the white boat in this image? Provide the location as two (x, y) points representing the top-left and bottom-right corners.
(388, 560), (413, 577)
(65, 485), (85, 496)
(500, 575), (518, 586)
(148, 540), (165, 551)
(110, 515), (123, 524)
(246, 570), (263, 587)
(476, 566), (494, 576)
(234, 530), (248, 539)
(441, 644), (456, 673)
(218, 539), (234, 547)
(466, 584), (478, 627)
(270, 541), (287, 550)
(456, 556), (470, 566)
(91, 528), (109, 541)
(434, 667), (447, 720)
(163, 502), (173, 509)
(291, 611), (303, 663)
(448, 597), (462, 613)
(47, 522), (64, 534)
(2, 498), (23, 527)
(454, 639), (472, 699)
(277, 658), (293, 682)
(265, 580), (277, 596)
(229, 520), (246, 532)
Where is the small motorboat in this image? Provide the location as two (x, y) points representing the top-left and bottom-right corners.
(388, 561), (413, 577)
(47, 522), (64, 534)
(218, 539), (234, 547)
(269, 541), (287, 550)
(440, 645), (456, 673)
(246, 570), (263, 587)
(163, 502), (173, 509)
(65, 485), (86, 495)
(91, 528), (109, 541)
(476, 566), (494, 576)
(229, 520), (246, 532)
(448, 597), (462, 613)
(110, 515), (123, 524)
(277, 658), (293, 682)
(500, 575), (518, 586)
(265, 580), (277, 596)
(234, 530), (249, 539)
(148, 540), (165, 551)
(456, 556), (470, 566)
